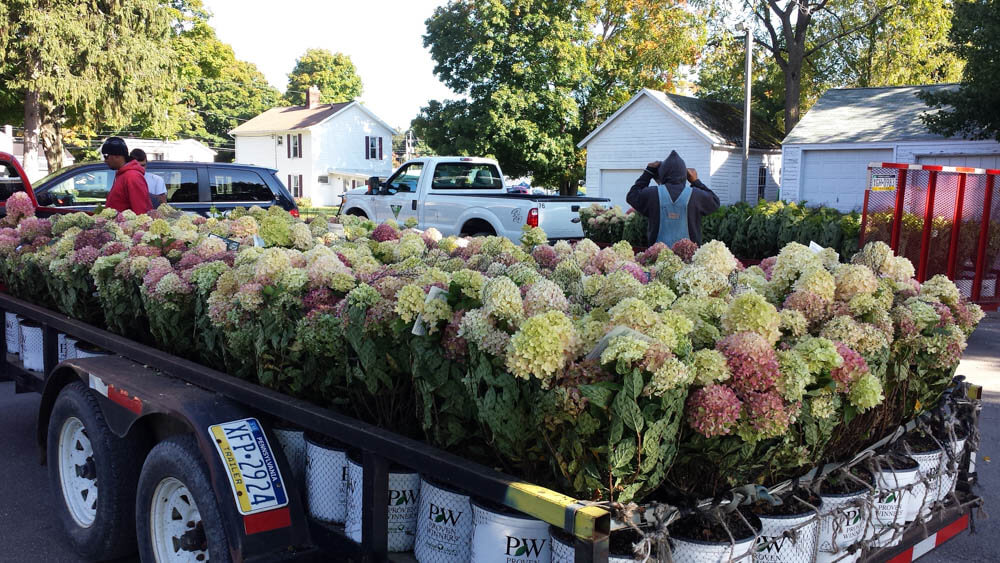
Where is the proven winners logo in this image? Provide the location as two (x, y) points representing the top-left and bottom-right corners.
(504, 535), (548, 561)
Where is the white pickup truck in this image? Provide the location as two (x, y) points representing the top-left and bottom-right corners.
(338, 156), (608, 240)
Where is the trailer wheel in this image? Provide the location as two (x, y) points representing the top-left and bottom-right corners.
(47, 381), (144, 559)
(137, 435), (232, 563)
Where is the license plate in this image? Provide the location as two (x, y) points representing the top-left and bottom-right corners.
(209, 418), (288, 515)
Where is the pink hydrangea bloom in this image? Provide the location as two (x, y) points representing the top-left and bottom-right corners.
(129, 244), (161, 258)
(371, 223), (400, 242)
(100, 241), (127, 255)
(303, 288), (340, 313)
(176, 252), (206, 270)
(716, 332), (780, 395)
(687, 385), (742, 438)
(933, 302), (955, 328)
(142, 258), (174, 290)
(782, 291), (830, 326)
(531, 244), (559, 269)
(742, 390), (792, 437)
(74, 229), (112, 250)
(5, 192), (35, 223)
(132, 231), (145, 244)
(590, 247), (624, 273)
(638, 242), (667, 265)
(442, 309), (467, 361)
(0, 233), (19, 253)
(615, 261), (649, 284)
(672, 239), (698, 263)
(830, 342), (869, 391)
(192, 216), (208, 226)
(71, 246), (100, 266)
(16, 217), (51, 242)
(759, 256), (777, 280)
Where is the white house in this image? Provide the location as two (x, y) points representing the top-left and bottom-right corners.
(120, 137), (216, 162)
(230, 87), (395, 206)
(781, 84), (1000, 212)
(577, 88), (784, 209)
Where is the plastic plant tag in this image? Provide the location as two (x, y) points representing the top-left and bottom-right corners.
(584, 326), (651, 361)
(209, 233), (240, 252)
(412, 286), (448, 336)
(328, 223), (346, 238)
(253, 234), (267, 248)
(809, 241), (824, 253)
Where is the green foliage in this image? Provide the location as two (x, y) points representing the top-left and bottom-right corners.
(410, 335), (487, 453)
(417, 0), (704, 191)
(284, 48), (362, 105)
(920, 0), (1000, 141)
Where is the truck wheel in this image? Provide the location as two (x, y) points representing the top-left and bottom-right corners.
(47, 381), (144, 560)
(346, 208), (368, 218)
(137, 435), (232, 563)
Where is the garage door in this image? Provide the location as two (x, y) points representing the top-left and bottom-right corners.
(600, 169), (648, 210)
(917, 154), (1000, 170)
(801, 149), (892, 212)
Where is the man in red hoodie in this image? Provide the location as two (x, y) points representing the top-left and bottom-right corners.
(101, 137), (152, 214)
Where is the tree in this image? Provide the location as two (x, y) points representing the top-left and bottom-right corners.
(284, 49), (362, 106)
(919, 0), (999, 140)
(0, 0), (174, 173)
(415, 0), (704, 193)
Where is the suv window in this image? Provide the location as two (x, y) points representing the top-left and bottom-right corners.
(0, 162), (26, 201)
(210, 169), (273, 202)
(41, 169), (114, 207)
(431, 163), (502, 189)
(156, 168), (199, 203)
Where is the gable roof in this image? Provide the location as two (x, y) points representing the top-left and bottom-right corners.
(577, 88), (784, 150)
(783, 84), (959, 145)
(229, 101), (397, 136)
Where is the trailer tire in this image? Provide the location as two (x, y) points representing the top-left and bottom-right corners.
(137, 435), (233, 563)
(47, 381), (144, 560)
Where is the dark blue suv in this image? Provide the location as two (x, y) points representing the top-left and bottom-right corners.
(27, 160), (298, 217)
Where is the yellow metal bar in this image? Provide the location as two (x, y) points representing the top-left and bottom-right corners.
(968, 383), (983, 400)
(503, 482), (611, 540)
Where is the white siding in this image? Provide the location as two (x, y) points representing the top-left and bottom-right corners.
(310, 105), (393, 205)
(583, 95), (713, 202)
(896, 139), (1000, 165)
(800, 148), (893, 211)
(235, 135), (279, 169)
(780, 147), (802, 201)
(762, 153), (782, 201)
(709, 149), (741, 205)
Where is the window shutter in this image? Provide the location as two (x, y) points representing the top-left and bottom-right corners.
(298, 134), (303, 158)
(299, 175), (303, 197)
(288, 174), (292, 192)
(287, 135), (291, 159)
(365, 136), (369, 160)
(378, 137), (383, 160)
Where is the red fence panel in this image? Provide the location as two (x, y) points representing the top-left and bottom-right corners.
(863, 162), (1000, 307)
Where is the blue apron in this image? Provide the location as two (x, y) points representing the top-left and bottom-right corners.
(655, 184), (691, 246)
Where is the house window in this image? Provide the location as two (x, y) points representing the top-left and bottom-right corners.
(318, 175), (329, 184)
(757, 166), (767, 201)
(286, 133), (303, 158)
(151, 153), (164, 161)
(287, 174), (303, 198)
(365, 135), (382, 160)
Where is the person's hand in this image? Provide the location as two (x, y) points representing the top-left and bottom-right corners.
(687, 168), (698, 183)
(647, 161), (661, 170)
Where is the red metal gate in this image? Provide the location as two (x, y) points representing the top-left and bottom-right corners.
(861, 162), (999, 307)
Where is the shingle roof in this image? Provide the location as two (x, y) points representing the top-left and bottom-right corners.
(578, 89), (784, 150)
(229, 101), (354, 135)
(657, 92), (785, 149)
(783, 84), (958, 145)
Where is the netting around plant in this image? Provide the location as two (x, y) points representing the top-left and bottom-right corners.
(572, 380), (983, 563)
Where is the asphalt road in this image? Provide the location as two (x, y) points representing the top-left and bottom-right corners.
(0, 315), (996, 562)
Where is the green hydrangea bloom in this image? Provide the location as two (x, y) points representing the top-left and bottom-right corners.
(721, 291), (781, 344)
(640, 282), (677, 311)
(452, 269), (485, 300)
(921, 274), (961, 306)
(779, 309), (808, 338)
(600, 334), (650, 374)
(347, 283), (380, 308)
(520, 226), (548, 249)
(645, 357), (692, 396)
(849, 372), (884, 411)
(776, 349), (813, 402)
(793, 267), (836, 301)
(505, 310), (578, 387)
(259, 215), (292, 247)
(690, 349), (731, 386)
(482, 276), (524, 325)
(793, 336), (844, 374)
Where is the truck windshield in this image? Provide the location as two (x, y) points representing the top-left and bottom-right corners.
(431, 163), (502, 189)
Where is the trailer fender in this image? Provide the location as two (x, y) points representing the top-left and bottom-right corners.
(38, 356), (313, 561)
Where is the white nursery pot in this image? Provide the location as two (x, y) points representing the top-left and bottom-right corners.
(867, 456), (919, 548)
(936, 436), (968, 504)
(904, 447), (943, 522)
(5, 312), (19, 355)
(753, 500), (821, 563)
(274, 427), (306, 486)
(344, 457), (421, 552)
(304, 435), (346, 524)
(470, 499), (551, 563)
(415, 478), (473, 562)
(668, 512), (761, 563)
(551, 527), (651, 563)
(816, 484), (869, 563)
(72, 341), (109, 359)
(18, 320), (43, 372)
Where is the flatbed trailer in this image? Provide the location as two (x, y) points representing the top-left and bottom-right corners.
(0, 290), (982, 562)
(0, 292), (611, 561)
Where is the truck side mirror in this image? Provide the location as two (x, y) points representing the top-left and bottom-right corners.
(367, 176), (380, 194)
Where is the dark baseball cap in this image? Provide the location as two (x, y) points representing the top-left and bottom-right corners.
(101, 137), (129, 157)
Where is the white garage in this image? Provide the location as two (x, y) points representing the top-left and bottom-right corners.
(578, 89), (784, 209)
(783, 85), (1000, 211)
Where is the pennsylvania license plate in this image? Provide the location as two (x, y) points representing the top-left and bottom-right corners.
(209, 418), (288, 515)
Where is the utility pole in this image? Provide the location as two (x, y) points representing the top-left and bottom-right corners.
(738, 24), (753, 202)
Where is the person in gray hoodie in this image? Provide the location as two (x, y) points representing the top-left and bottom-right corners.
(626, 150), (720, 246)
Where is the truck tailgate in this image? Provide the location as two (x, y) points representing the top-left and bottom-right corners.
(537, 201), (586, 239)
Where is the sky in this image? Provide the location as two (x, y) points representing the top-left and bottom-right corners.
(204, 0), (458, 130)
